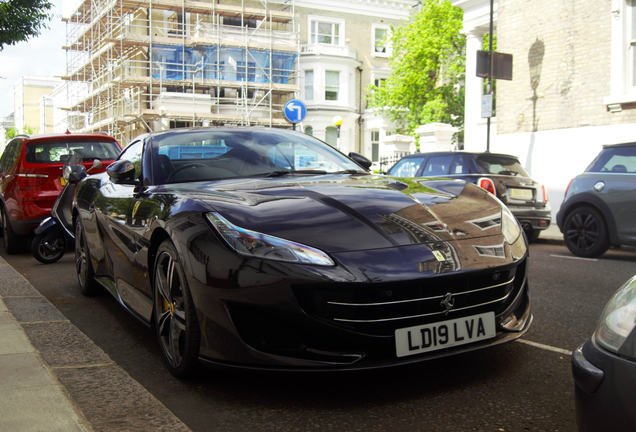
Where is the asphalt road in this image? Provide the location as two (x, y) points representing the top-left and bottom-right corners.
(3, 239), (636, 432)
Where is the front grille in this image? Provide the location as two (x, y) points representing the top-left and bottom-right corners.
(294, 259), (526, 336)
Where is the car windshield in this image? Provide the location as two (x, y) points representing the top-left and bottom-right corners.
(151, 129), (364, 184)
(476, 155), (530, 177)
(388, 157), (426, 177)
(25, 140), (120, 164)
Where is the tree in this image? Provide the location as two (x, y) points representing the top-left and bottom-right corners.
(367, 0), (465, 144)
(5, 124), (36, 140)
(0, 0), (53, 51)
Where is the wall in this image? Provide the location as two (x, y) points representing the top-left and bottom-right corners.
(498, 0), (636, 135)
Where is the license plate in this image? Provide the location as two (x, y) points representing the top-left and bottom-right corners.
(509, 188), (533, 200)
(395, 312), (496, 357)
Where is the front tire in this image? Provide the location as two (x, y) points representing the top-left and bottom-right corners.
(2, 209), (20, 254)
(153, 240), (201, 378)
(32, 231), (67, 264)
(75, 219), (100, 296)
(563, 206), (610, 258)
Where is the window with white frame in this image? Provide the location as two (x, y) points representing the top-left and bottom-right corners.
(305, 70), (314, 100)
(372, 24), (391, 57)
(371, 131), (380, 162)
(309, 16), (344, 45)
(325, 71), (339, 101)
(606, 1), (636, 109)
(630, 1), (636, 89)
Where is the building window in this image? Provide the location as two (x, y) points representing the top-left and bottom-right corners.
(630, 2), (636, 88)
(325, 71), (339, 101)
(606, 1), (636, 109)
(305, 70), (314, 100)
(167, 11), (184, 36)
(325, 126), (338, 147)
(304, 126), (313, 136)
(374, 78), (386, 88)
(223, 16), (259, 28)
(372, 24), (391, 57)
(309, 16), (344, 45)
(371, 131), (380, 162)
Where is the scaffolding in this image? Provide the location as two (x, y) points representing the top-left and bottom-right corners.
(62, 0), (299, 146)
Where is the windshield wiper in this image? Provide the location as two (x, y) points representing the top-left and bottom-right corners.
(332, 169), (368, 175)
(498, 170), (519, 176)
(265, 170), (328, 177)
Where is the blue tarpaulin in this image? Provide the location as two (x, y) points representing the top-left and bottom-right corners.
(151, 45), (296, 83)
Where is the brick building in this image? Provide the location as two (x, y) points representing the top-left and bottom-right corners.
(453, 0), (636, 215)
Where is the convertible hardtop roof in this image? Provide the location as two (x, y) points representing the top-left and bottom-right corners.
(401, 151), (521, 160)
(602, 141), (636, 148)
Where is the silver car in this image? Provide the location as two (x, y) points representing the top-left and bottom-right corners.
(557, 142), (636, 257)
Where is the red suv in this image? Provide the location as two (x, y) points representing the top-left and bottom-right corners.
(0, 132), (121, 254)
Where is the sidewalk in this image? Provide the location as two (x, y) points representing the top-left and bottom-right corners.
(0, 256), (191, 432)
(536, 223), (564, 244)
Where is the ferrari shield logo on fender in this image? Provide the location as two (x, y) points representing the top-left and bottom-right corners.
(432, 251), (445, 261)
(132, 201), (140, 219)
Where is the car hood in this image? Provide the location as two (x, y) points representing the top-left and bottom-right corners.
(166, 174), (506, 253)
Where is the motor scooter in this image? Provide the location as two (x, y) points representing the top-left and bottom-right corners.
(31, 156), (102, 264)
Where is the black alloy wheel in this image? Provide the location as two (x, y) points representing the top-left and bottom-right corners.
(153, 240), (201, 378)
(32, 232), (67, 264)
(563, 206), (610, 258)
(75, 220), (100, 296)
(2, 208), (19, 254)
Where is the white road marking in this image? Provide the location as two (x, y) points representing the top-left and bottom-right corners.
(517, 339), (573, 356)
(550, 254), (598, 262)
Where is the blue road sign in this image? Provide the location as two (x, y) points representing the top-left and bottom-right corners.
(283, 99), (307, 123)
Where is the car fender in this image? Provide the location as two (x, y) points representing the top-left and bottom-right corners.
(557, 192), (619, 245)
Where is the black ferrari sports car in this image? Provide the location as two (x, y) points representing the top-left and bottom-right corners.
(72, 127), (531, 377)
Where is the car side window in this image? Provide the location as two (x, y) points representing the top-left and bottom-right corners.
(0, 141), (21, 174)
(119, 141), (144, 179)
(589, 146), (636, 173)
(450, 154), (473, 174)
(389, 157), (426, 177)
(422, 156), (452, 176)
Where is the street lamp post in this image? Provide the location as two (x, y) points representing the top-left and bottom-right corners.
(333, 115), (343, 150)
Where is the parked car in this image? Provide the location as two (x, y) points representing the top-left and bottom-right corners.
(572, 274), (636, 431)
(557, 142), (636, 257)
(0, 132), (121, 254)
(385, 152), (551, 241)
(73, 127), (531, 377)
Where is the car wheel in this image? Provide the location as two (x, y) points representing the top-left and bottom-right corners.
(153, 240), (201, 378)
(32, 231), (67, 264)
(75, 220), (100, 296)
(563, 206), (610, 258)
(2, 208), (20, 254)
(527, 229), (541, 243)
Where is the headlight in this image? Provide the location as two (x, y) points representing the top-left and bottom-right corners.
(595, 275), (636, 359)
(501, 205), (521, 244)
(206, 212), (335, 266)
(63, 164), (73, 181)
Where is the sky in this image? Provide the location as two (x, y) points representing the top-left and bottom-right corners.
(0, 0), (70, 119)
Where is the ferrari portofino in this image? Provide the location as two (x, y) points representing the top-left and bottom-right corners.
(72, 127), (531, 376)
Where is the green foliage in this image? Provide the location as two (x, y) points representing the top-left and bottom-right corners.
(0, 0), (53, 51)
(5, 124), (36, 140)
(367, 0), (465, 143)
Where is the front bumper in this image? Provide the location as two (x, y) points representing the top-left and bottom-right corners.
(187, 233), (532, 372)
(572, 337), (636, 432)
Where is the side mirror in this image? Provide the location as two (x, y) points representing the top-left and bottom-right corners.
(87, 159), (103, 173)
(107, 159), (137, 184)
(348, 152), (372, 170)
